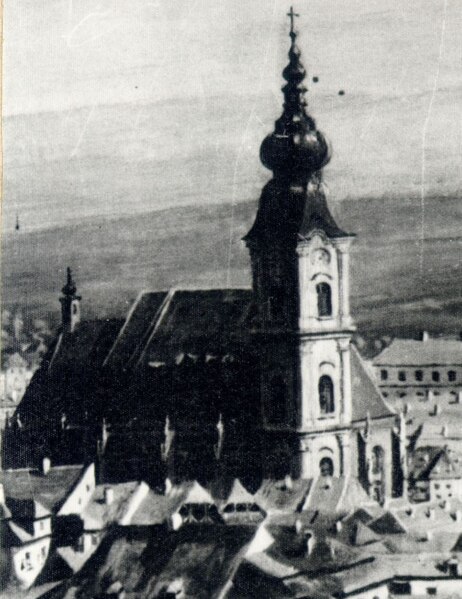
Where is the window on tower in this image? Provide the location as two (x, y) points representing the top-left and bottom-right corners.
(316, 282), (332, 317)
(319, 375), (335, 414)
(319, 456), (334, 477)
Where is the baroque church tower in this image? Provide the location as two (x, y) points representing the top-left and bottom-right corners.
(245, 12), (361, 481)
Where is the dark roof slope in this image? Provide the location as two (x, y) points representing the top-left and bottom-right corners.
(103, 291), (169, 371)
(350, 346), (395, 422)
(0, 466), (83, 513)
(142, 288), (253, 363)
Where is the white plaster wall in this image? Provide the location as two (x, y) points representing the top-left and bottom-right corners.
(299, 337), (351, 429)
(431, 478), (462, 501)
(58, 463), (95, 516)
(11, 537), (50, 589)
(411, 579), (462, 595)
(33, 516), (51, 538)
(347, 582), (389, 599)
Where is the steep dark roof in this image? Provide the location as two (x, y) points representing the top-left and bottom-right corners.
(244, 180), (349, 246)
(0, 466), (83, 513)
(350, 346), (395, 422)
(48, 318), (124, 373)
(103, 291), (169, 371)
(142, 288), (253, 364)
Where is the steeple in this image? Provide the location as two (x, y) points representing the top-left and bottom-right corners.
(59, 267), (81, 334)
(245, 9), (348, 246)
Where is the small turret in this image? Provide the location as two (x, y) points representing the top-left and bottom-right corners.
(59, 267), (81, 334)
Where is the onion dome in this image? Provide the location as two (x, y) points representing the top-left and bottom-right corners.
(244, 10), (351, 245)
(259, 19), (330, 183)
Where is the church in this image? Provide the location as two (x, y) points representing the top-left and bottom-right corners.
(3, 14), (404, 503)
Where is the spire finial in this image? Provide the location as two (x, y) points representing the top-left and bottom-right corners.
(258, 10), (330, 182)
(62, 267), (77, 297)
(287, 6), (299, 36)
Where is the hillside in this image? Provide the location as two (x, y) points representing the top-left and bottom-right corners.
(2, 194), (462, 337)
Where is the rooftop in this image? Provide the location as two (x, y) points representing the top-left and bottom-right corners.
(374, 338), (462, 367)
(0, 465), (84, 513)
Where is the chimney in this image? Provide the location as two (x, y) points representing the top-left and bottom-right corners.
(457, 391), (462, 405)
(40, 457), (51, 476)
(421, 331), (430, 342)
(295, 519), (303, 534)
(426, 530), (433, 541)
(427, 507), (435, 520)
(284, 474), (293, 490)
(427, 389), (434, 402)
(442, 425), (449, 437)
(335, 520), (343, 533)
(0, 483), (5, 505)
(305, 531), (315, 556)
(165, 478), (173, 495)
(104, 487), (114, 506)
(404, 403), (411, 415)
(455, 510), (462, 523)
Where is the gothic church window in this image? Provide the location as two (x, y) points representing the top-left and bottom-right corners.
(319, 375), (334, 414)
(319, 456), (334, 477)
(268, 286), (285, 320)
(269, 375), (287, 423)
(316, 282), (332, 317)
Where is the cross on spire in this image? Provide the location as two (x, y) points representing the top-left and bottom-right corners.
(287, 6), (299, 35)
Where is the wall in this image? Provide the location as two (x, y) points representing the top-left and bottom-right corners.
(58, 464), (95, 516)
(410, 578), (462, 595)
(430, 478), (462, 502)
(11, 536), (50, 589)
(347, 582), (389, 599)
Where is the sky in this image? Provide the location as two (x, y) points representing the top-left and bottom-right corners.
(3, 0), (462, 232)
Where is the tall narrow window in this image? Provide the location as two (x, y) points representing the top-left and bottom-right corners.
(316, 282), (332, 317)
(319, 457), (334, 477)
(415, 370), (423, 382)
(432, 371), (440, 382)
(448, 370), (456, 382)
(269, 375), (287, 424)
(372, 446), (385, 475)
(319, 375), (335, 414)
(380, 369), (388, 381)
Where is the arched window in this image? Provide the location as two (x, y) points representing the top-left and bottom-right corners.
(319, 375), (335, 414)
(319, 457), (334, 477)
(316, 282), (332, 317)
(269, 375), (287, 423)
(372, 446), (384, 475)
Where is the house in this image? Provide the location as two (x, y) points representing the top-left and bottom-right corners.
(171, 481), (222, 529)
(373, 336), (462, 403)
(0, 490), (52, 590)
(219, 479), (266, 524)
(0, 461), (95, 589)
(408, 446), (462, 503)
